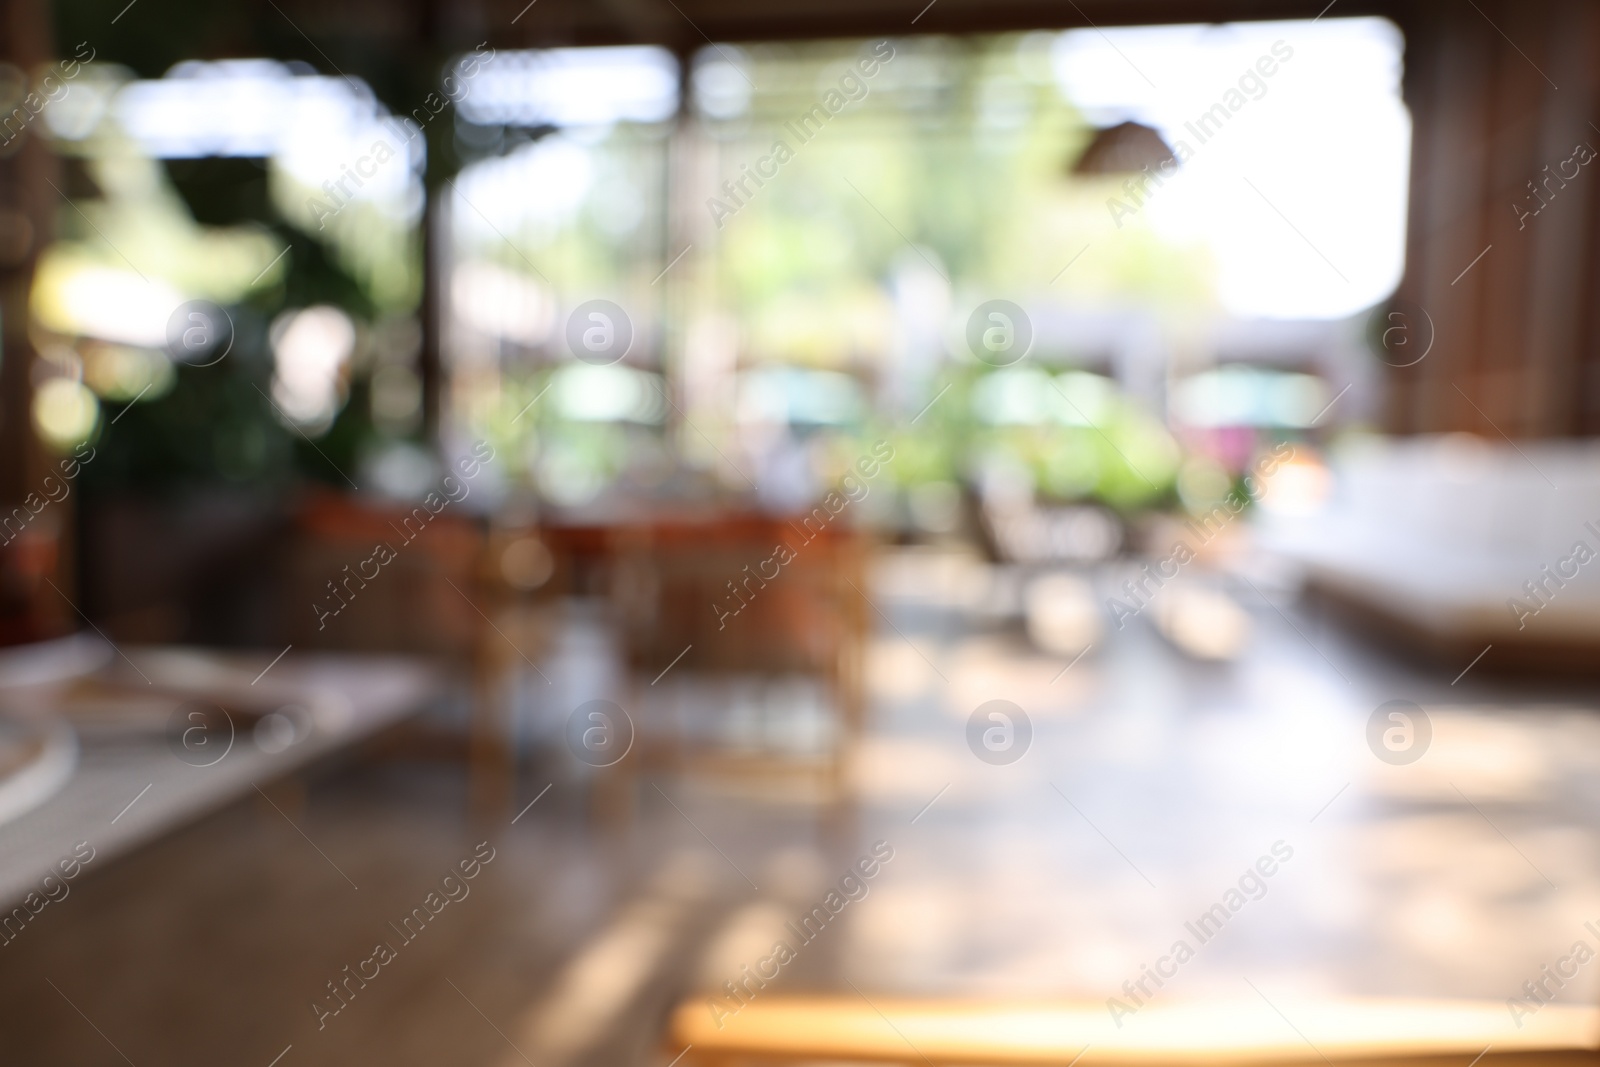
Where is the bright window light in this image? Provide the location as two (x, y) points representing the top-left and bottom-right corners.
(737, 367), (864, 427)
(117, 61), (377, 158)
(551, 364), (665, 423)
(692, 48), (753, 120)
(113, 60), (421, 213)
(32, 257), (186, 348)
(1172, 366), (1329, 428)
(1054, 17), (1410, 319)
(452, 136), (595, 243)
(972, 369), (1118, 426)
(270, 305), (357, 430)
(456, 46), (679, 128)
(451, 261), (555, 347)
(32, 379), (99, 450)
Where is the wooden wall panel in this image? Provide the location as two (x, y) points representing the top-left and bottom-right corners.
(1391, 0), (1600, 438)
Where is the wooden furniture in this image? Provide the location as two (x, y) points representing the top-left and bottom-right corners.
(606, 514), (868, 799)
(280, 491), (547, 814)
(665, 995), (1600, 1066)
(1391, 0), (1600, 439)
(283, 490), (482, 657)
(1257, 436), (1600, 671)
(611, 516), (865, 677)
(539, 511), (869, 802)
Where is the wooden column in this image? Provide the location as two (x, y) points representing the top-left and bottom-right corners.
(0, 0), (52, 501)
(0, 0), (67, 643)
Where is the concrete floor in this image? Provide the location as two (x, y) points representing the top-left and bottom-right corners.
(4, 551), (1599, 1065)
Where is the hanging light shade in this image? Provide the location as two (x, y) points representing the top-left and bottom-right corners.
(1071, 120), (1176, 176)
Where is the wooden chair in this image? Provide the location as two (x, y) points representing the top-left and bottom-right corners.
(281, 491), (543, 816)
(282, 489), (482, 657)
(664, 994), (1599, 1067)
(604, 512), (869, 800)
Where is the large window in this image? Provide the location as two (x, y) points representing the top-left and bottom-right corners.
(443, 20), (1409, 514)
(29, 20), (1409, 515)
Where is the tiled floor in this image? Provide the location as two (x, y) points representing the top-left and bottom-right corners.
(5, 550), (1600, 1064)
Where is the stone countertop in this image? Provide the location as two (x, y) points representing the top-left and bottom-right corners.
(0, 648), (444, 908)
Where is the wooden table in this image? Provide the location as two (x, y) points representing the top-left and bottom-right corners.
(666, 995), (1600, 1066)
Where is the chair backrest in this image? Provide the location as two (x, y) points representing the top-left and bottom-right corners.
(607, 513), (867, 678)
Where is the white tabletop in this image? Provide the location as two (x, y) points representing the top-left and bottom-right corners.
(0, 648), (443, 907)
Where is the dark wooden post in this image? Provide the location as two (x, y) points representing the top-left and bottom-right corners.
(0, 0), (67, 643)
